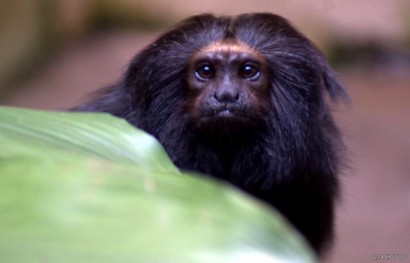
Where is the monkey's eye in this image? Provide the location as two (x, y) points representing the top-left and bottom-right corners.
(240, 63), (260, 80)
(195, 63), (214, 81)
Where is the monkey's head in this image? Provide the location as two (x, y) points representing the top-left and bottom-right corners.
(124, 13), (345, 141)
(185, 40), (270, 131)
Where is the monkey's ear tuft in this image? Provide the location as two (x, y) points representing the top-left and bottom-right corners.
(317, 54), (349, 104)
(323, 68), (349, 104)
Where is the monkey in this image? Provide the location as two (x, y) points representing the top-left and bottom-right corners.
(73, 13), (346, 256)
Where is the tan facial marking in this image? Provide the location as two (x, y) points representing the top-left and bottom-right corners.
(201, 41), (256, 55)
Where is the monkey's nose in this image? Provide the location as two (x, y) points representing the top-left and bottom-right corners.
(213, 87), (240, 103)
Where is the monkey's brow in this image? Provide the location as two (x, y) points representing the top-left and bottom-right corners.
(200, 41), (255, 54)
(193, 52), (262, 67)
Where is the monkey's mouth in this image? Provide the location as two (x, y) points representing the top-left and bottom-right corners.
(199, 106), (252, 123)
(194, 105), (260, 136)
(215, 108), (236, 118)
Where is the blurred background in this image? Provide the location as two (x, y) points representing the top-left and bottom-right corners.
(1, 0), (409, 262)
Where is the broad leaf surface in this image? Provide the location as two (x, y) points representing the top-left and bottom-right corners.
(0, 107), (316, 263)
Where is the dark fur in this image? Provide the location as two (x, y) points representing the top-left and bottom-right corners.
(74, 13), (346, 255)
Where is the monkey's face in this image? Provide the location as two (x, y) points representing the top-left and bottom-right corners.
(186, 41), (271, 130)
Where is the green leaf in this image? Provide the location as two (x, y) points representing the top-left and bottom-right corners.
(0, 106), (176, 172)
(0, 106), (317, 263)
